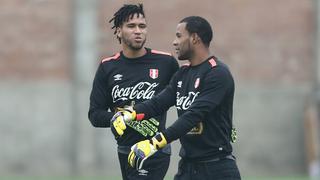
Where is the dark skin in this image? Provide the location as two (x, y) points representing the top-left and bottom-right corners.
(173, 22), (211, 66)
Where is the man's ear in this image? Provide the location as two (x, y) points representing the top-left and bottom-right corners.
(191, 33), (200, 44)
(116, 27), (122, 39)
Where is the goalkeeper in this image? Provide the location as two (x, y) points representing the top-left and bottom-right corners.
(88, 3), (179, 180)
(114, 16), (241, 180)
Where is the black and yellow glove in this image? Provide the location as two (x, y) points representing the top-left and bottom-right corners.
(231, 127), (237, 143)
(128, 132), (167, 170)
(111, 102), (149, 138)
(110, 106), (136, 138)
(126, 118), (159, 137)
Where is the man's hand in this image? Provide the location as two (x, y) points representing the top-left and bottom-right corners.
(128, 133), (167, 170)
(116, 106), (137, 122)
(126, 118), (159, 137)
(110, 106), (137, 138)
(110, 112), (126, 137)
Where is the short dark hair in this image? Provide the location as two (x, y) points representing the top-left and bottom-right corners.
(180, 16), (213, 47)
(109, 4), (145, 43)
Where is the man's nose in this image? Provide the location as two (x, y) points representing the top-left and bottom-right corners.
(134, 27), (142, 33)
(173, 39), (178, 46)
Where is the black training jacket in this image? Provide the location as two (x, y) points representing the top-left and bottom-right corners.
(88, 48), (179, 149)
(135, 56), (235, 161)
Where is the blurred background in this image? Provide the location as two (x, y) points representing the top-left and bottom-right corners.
(0, 0), (319, 179)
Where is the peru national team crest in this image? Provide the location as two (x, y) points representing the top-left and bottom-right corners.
(194, 78), (200, 89)
(149, 69), (159, 79)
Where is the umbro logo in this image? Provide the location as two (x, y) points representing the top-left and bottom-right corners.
(177, 81), (182, 88)
(113, 74), (123, 81)
(138, 169), (149, 176)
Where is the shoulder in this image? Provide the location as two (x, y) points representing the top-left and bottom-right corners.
(150, 49), (173, 57)
(206, 57), (234, 82)
(149, 49), (179, 67)
(101, 52), (121, 63)
(206, 56), (230, 72)
(97, 52), (121, 75)
(149, 49), (175, 62)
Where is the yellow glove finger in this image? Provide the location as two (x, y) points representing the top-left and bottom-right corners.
(128, 150), (136, 168)
(116, 116), (126, 129)
(115, 127), (123, 136)
(128, 140), (156, 170)
(113, 116), (126, 136)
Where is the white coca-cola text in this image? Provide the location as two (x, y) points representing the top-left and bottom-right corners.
(111, 82), (159, 102)
(176, 91), (199, 110)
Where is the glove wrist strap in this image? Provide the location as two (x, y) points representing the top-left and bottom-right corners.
(151, 132), (167, 150)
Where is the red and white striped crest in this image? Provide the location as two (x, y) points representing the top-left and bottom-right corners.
(149, 69), (159, 79)
(194, 78), (200, 88)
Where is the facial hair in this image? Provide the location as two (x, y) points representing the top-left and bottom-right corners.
(178, 41), (192, 60)
(122, 37), (146, 51)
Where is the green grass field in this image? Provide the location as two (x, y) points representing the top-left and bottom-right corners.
(0, 176), (311, 180)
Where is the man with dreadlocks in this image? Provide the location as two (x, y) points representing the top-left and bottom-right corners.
(88, 3), (179, 180)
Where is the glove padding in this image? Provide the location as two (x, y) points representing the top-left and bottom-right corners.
(231, 127), (237, 143)
(110, 106), (136, 138)
(111, 105), (155, 138)
(126, 118), (159, 137)
(128, 133), (167, 170)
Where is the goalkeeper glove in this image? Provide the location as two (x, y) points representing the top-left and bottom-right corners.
(128, 132), (167, 170)
(231, 127), (237, 143)
(126, 118), (159, 137)
(110, 106), (136, 137)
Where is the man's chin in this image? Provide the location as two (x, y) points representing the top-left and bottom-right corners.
(131, 46), (144, 51)
(178, 56), (188, 60)
(130, 43), (145, 51)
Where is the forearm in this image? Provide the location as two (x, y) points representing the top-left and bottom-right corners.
(162, 110), (202, 143)
(88, 108), (114, 127)
(134, 87), (175, 119)
(163, 98), (219, 143)
(134, 99), (169, 120)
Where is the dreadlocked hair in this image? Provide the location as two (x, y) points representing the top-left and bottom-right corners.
(109, 4), (145, 43)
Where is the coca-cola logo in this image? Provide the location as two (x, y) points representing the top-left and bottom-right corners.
(176, 91), (199, 110)
(111, 82), (159, 103)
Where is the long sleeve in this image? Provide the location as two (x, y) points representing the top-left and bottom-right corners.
(88, 64), (114, 127)
(163, 66), (234, 143)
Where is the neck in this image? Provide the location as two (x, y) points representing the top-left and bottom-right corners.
(189, 47), (210, 66)
(122, 46), (147, 58)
